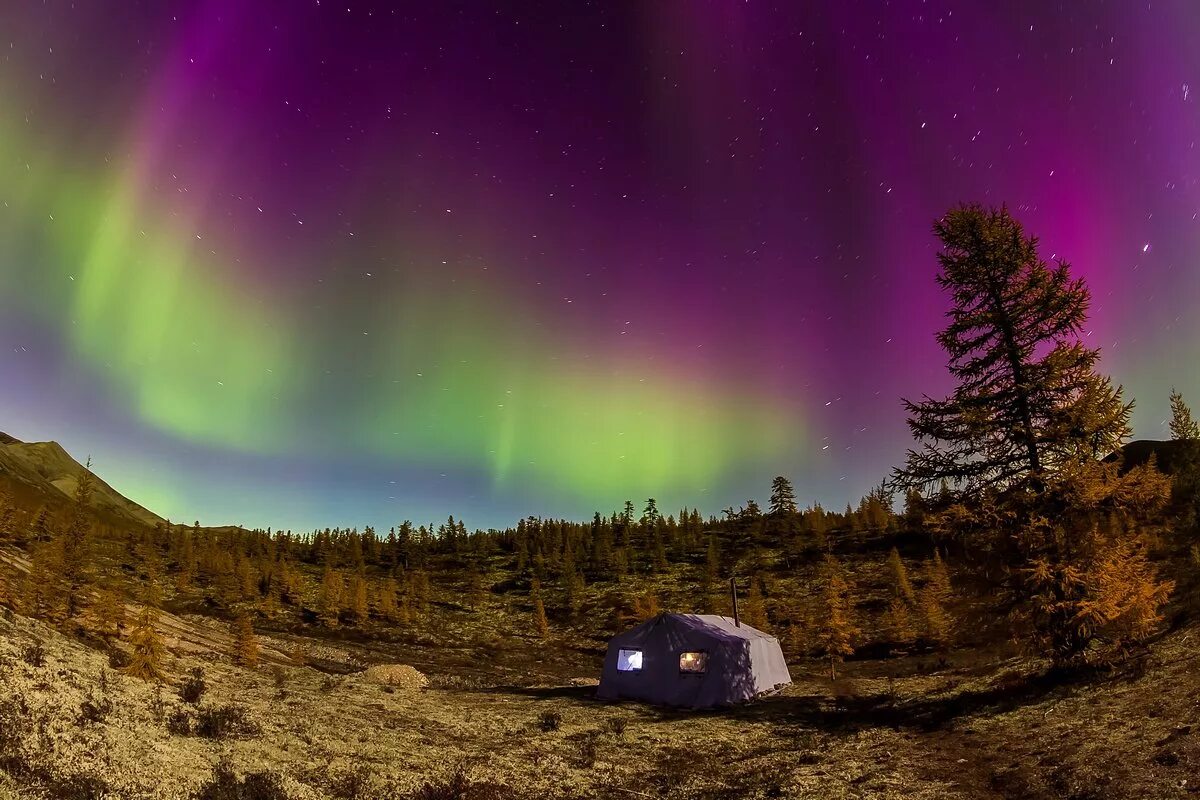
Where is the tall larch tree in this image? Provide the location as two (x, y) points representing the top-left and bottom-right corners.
(59, 460), (96, 620)
(124, 605), (167, 682)
(231, 614), (259, 668)
(919, 550), (954, 648)
(881, 548), (918, 647)
(815, 554), (858, 679)
(1168, 389), (1200, 528)
(894, 204), (1173, 665)
(318, 567), (344, 628)
(530, 577), (550, 638)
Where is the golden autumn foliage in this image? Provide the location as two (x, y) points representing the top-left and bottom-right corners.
(231, 613), (259, 668)
(124, 606), (166, 682)
(815, 554), (859, 679)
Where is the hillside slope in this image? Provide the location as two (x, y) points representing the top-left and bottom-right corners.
(0, 433), (162, 527)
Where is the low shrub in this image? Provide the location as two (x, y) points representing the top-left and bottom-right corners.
(21, 642), (45, 667)
(407, 768), (507, 800)
(328, 765), (376, 799)
(179, 667), (207, 705)
(77, 691), (112, 726)
(195, 704), (259, 740)
(537, 710), (562, 732)
(107, 648), (131, 670)
(166, 708), (192, 736)
(194, 760), (287, 800)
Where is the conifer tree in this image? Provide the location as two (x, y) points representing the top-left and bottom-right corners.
(124, 605), (167, 682)
(59, 462), (96, 620)
(918, 551), (954, 649)
(563, 568), (583, 620)
(699, 535), (720, 612)
(815, 554), (858, 680)
(0, 489), (16, 544)
(894, 205), (1173, 664)
(318, 567), (344, 627)
(29, 506), (53, 543)
(377, 578), (400, 622)
(769, 476), (798, 516)
(231, 614), (259, 668)
(744, 576), (768, 630)
(1169, 389), (1200, 441)
(94, 580), (127, 638)
(887, 547), (916, 606)
(1167, 389), (1200, 527)
(530, 577), (550, 637)
(348, 572), (370, 624)
(22, 541), (61, 620)
(632, 590), (661, 621)
(881, 548), (918, 647)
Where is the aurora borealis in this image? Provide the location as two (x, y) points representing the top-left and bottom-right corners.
(1, 2), (1199, 531)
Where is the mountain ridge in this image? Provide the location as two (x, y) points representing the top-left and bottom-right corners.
(0, 431), (163, 527)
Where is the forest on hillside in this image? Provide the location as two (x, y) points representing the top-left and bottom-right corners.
(1, 206), (1198, 690)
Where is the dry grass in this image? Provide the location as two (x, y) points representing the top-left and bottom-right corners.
(1, 603), (1198, 799)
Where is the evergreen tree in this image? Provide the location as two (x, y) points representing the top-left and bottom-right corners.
(882, 548), (918, 648)
(894, 205), (1172, 664)
(29, 506), (53, 543)
(124, 605), (167, 682)
(59, 461), (96, 620)
(0, 489), (16, 544)
(1167, 389), (1200, 528)
(815, 554), (858, 680)
(919, 551), (954, 649)
(563, 568), (584, 620)
(231, 614), (259, 668)
(886, 547), (916, 606)
(348, 572), (370, 624)
(530, 577), (550, 637)
(377, 578), (400, 622)
(318, 567), (344, 627)
(22, 541), (62, 620)
(1169, 389), (1200, 440)
(769, 476), (798, 516)
(94, 580), (127, 638)
(744, 576), (767, 630)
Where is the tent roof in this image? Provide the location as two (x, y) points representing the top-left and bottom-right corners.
(612, 613), (777, 646)
(668, 613), (777, 641)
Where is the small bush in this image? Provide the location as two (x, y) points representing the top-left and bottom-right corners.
(21, 642), (45, 667)
(179, 667), (207, 704)
(166, 708), (192, 736)
(573, 731), (600, 768)
(195, 760), (287, 800)
(537, 710), (562, 732)
(271, 665), (287, 689)
(407, 767), (508, 800)
(328, 766), (375, 799)
(0, 696), (31, 774)
(195, 704), (259, 740)
(606, 716), (628, 738)
(77, 691), (112, 726)
(149, 684), (167, 722)
(107, 648), (131, 670)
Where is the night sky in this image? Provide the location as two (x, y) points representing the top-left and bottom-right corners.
(1, 2), (1197, 531)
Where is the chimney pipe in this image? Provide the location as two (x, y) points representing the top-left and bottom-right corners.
(730, 576), (740, 627)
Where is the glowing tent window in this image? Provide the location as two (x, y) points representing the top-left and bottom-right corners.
(679, 651), (708, 674)
(616, 649), (643, 672)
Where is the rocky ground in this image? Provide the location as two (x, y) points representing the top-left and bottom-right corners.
(1, 603), (1198, 800)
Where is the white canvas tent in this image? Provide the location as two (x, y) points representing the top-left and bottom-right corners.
(597, 613), (791, 709)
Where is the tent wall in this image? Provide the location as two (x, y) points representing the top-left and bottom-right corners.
(597, 614), (791, 709)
